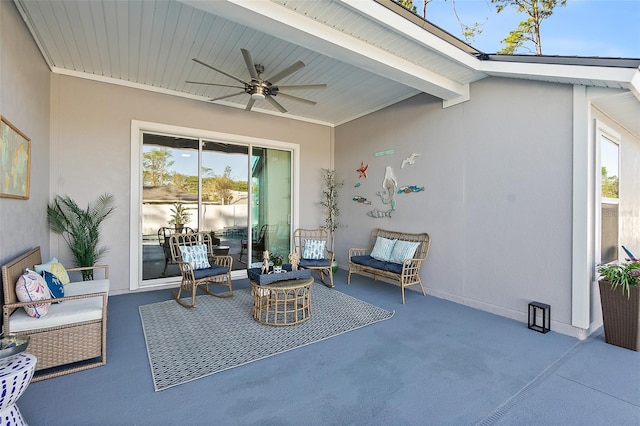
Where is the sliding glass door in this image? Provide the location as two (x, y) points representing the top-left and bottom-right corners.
(249, 147), (292, 264)
(139, 131), (292, 284)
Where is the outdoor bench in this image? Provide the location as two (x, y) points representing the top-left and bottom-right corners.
(348, 228), (431, 303)
(1, 247), (108, 381)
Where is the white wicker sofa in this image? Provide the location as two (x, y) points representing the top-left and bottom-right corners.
(1, 247), (108, 381)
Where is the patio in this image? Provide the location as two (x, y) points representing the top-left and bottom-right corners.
(17, 270), (640, 425)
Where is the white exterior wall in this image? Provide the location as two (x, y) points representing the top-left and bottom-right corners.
(335, 78), (578, 335)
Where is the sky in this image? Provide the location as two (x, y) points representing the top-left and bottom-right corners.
(411, 0), (640, 58)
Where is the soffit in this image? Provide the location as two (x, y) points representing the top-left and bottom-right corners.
(12, 0), (639, 130)
(14, 0), (480, 126)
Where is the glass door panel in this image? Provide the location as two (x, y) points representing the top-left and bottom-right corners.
(200, 140), (249, 269)
(141, 134), (199, 280)
(250, 147), (292, 264)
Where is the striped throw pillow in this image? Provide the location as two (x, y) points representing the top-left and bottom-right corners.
(388, 240), (421, 264)
(370, 237), (397, 262)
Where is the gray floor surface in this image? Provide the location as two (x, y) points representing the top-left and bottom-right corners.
(17, 270), (640, 425)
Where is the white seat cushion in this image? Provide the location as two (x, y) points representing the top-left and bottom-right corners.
(8, 279), (109, 333)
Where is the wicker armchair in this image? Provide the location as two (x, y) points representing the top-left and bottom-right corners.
(169, 231), (233, 308)
(293, 228), (334, 288)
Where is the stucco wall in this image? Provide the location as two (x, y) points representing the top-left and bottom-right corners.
(335, 78), (575, 332)
(49, 75), (332, 293)
(0, 1), (50, 266)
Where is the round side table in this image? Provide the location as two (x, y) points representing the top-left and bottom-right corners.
(250, 277), (314, 326)
(0, 353), (37, 426)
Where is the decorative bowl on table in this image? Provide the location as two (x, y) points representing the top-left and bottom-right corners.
(0, 334), (30, 359)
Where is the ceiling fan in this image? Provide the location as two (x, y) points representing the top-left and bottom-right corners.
(187, 48), (327, 113)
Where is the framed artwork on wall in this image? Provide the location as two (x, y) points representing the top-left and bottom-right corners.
(0, 115), (31, 199)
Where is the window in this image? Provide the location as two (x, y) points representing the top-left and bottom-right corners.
(598, 125), (620, 264)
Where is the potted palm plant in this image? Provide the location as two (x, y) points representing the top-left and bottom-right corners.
(47, 194), (116, 280)
(597, 259), (640, 351)
(168, 202), (191, 232)
(320, 168), (344, 273)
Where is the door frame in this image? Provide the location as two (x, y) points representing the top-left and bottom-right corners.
(129, 120), (300, 290)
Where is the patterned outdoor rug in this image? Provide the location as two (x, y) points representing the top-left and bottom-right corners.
(139, 284), (394, 391)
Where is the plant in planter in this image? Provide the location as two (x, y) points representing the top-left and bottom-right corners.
(597, 260), (640, 351)
(269, 253), (284, 273)
(47, 193), (116, 280)
(319, 168), (344, 273)
(168, 202), (191, 232)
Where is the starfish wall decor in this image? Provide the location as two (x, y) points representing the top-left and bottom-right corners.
(356, 162), (368, 178)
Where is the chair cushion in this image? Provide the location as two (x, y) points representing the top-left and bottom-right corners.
(299, 258), (331, 268)
(179, 244), (211, 270)
(41, 270), (65, 302)
(388, 240), (421, 264)
(370, 237), (397, 262)
(303, 239), (326, 260)
(193, 265), (229, 279)
(350, 255), (403, 274)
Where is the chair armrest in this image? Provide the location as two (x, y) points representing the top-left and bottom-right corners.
(66, 265), (109, 279)
(326, 250), (335, 262)
(349, 248), (369, 257)
(211, 255), (233, 269)
(4, 291), (107, 310)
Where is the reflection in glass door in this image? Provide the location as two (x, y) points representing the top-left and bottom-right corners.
(141, 134), (249, 281)
(249, 147), (292, 264)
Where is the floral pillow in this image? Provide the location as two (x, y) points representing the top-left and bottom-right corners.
(303, 239), (326, 260)
(179, 244), (211, 270)
(15, 269), (51, 318)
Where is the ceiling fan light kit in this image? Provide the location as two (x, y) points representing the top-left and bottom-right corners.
(188, 48), (327, 113)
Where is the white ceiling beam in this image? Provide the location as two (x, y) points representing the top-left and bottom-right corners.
(479, 60), (638, 89)
(179, 0), (468, 101)
(340, 0), (482, 70)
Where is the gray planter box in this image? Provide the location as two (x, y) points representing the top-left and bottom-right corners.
(599, 280), (640, 351)
(247, 264), (311, 286)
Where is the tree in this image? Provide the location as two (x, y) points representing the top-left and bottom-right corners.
(398, 0), (417, 14)
(143, 148), (174, 186)
(395, 0), (483, 44)
(492, 0), (566, 55)
(601, 167), (619, 198)
(211, 166), (235, 205)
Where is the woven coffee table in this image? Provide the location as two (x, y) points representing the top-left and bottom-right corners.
(250, 277), (314, 326)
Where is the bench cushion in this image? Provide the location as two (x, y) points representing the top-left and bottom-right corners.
(299, 258), (331, 268)
(350, 255), (403, 274)
(9, 279), (109, 333)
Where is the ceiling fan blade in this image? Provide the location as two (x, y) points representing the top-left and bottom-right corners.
(267, 61), (305, 84)
(266, 95), (287, 113)
(209, 91), (246, 102)
(276, 92), (317, 106)
(276, 84), (327, 91)
(241, 48), (259, 80)
(186, 81), (244, 89)
(192, 58), (247, 85)
(245, 98), (256, 111)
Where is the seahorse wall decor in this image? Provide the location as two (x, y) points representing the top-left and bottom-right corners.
(376, 166), (398, 210)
